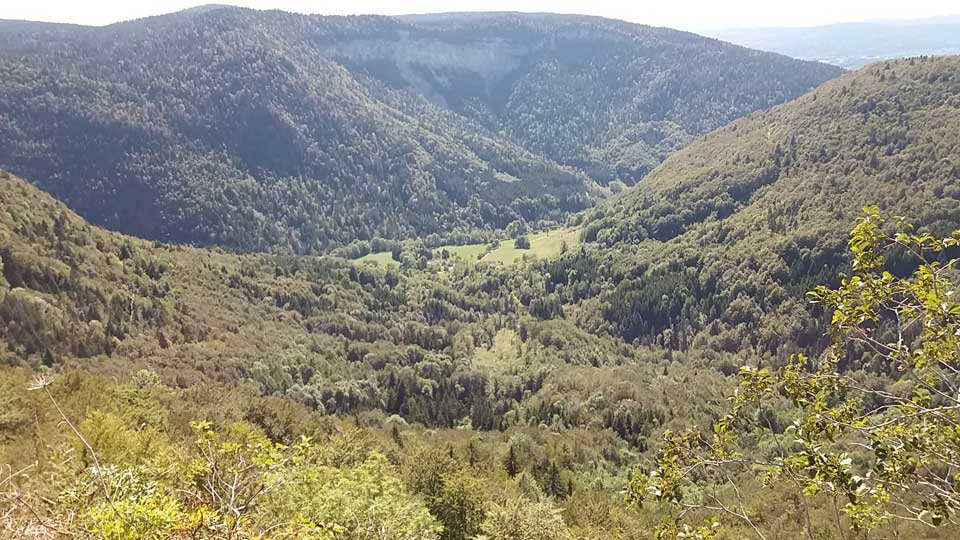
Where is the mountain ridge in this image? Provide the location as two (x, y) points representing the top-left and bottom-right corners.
(0, 7), (841, 253)
(709, 17), (960, 68)
(1, 39), (960, 540)
(548, 55), (960, 352)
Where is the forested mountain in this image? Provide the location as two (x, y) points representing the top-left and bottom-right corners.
(2, 55), (960, 540)
(5, 167), (955, 539)
(0, 10), (593, 253)
(547, 56), (960, 354)
(0, 168), (684, 439)
(709, 16), (960, 69)
(319, 12), (841, 182)
(0, 169), (733, 540)
(0, 7), (840, 253)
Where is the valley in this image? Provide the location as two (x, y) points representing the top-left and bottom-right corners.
(0, 6), (959, 540)
(0, 8), (839, 254)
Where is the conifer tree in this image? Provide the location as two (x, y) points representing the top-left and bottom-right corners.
(504, 445), (520, 477)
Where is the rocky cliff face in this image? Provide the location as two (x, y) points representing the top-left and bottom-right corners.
(322, 36), (534, 109)
(315, 13), (842, 183)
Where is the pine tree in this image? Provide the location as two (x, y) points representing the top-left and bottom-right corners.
(391, 424), (403, 448)
(504, 445), (520, 477)
(545, 462), (564, 499)
(467, 439), (479, 468)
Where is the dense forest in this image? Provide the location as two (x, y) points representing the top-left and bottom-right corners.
(322, 12), (841, 182)
(547, 56), (960, 355)
(0, 7), (840, 253)
(1, 6), (959, 539)
(0, 169), (727, 539)
(2, 171), (956, 539)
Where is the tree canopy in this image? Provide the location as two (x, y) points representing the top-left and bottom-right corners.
(0, 8), (839, 253)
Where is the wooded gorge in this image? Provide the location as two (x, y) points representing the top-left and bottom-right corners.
(1, 6), (959, 540)
(0, 8), (838, 253)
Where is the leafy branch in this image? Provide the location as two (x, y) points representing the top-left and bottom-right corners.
(629, 208), (960, 538)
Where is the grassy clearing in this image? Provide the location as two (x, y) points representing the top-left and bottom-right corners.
(439, 243), (487, 261)
(482, 227), (581, 264)
(356, 251), (400, 266)
(353, 227), (581, 266)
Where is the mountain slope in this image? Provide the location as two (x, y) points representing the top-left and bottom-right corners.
(0, 168), (735, 540)
(1, 168), (678, 435)
(549, 56), (960, 352)
(313, 12), (842, 182)
(0, 8), (840, 253)
(0, 9), (595, 253)
(5, 174), (920, 540)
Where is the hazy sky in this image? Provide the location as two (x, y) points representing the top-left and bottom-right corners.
(1, 1), (958, 31)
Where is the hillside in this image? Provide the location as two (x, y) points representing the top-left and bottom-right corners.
(710, 16), (960, 68)
(2, 56), (960, 539)
(3, 168), (953, 540)
(320, 12), (841, 182)
(0, 168), (689, 435)
(2, 166), (956, 539)
(0, 167), (739, 538)
(0, 7), (840, 253)
(548, 56), (960, 353)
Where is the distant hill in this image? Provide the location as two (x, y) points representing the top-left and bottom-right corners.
(0, 7), (840, 253)
(548, 56), (960, 352)
(708, 17), (960, 69)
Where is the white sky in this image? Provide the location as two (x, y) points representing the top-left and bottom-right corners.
(0, 1), (957, 31)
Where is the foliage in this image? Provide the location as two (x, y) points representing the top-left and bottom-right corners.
(1, 367), (662, 539)
(478, 497), (572, 540)
(81, 467), (183, 540)
(259, 453), (442, 540)
(553, 56), (960, 353)
(0, 9), (838, 253)
(186, 420), (312, 533)
(629, 209), (960, 538)
(432, 470), (487, 540)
